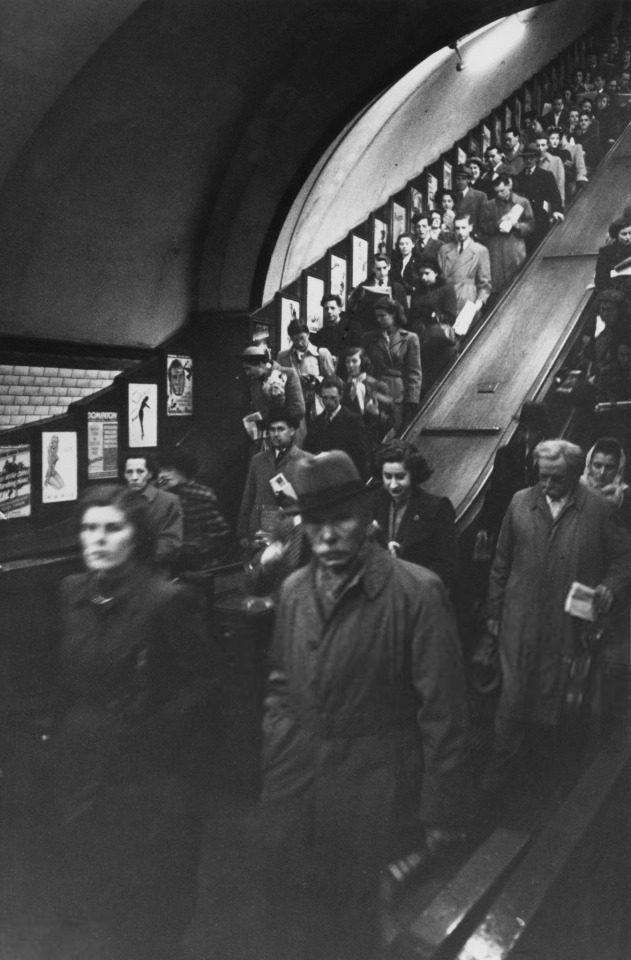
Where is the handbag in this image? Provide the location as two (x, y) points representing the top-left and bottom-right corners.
(562, 624), (604, 722)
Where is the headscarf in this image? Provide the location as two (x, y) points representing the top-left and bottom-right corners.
(581, 441), (628, 508)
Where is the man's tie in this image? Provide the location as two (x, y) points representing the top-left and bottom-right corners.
(458, 241), (464, 254)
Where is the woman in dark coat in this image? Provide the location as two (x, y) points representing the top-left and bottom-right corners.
(49, 485), (210, 960)
(389, 231), (422, 299)
(372, 439), (459, 593)
(409, 256), (459, 392)
(363, 297), (422, 432)
(595, 216), (631, 301)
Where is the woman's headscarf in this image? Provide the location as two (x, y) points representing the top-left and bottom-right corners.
(581, 440), (628, 508)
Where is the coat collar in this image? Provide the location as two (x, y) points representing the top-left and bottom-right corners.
(307, 539), (393, 601)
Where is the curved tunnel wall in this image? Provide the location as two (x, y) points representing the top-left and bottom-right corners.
(0, 0), (616, 349)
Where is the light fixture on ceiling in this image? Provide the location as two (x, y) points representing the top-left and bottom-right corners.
(449, 40), (465, 72)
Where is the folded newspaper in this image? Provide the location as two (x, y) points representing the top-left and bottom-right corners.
(453, 300), (478, 337)
(564, 581), (597, 622)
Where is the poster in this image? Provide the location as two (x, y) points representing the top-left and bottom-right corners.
(373, 217), (389, 256)
(457, 146), (467, 165)
(305, 275), (325, 333)
(280, 297), (300, 349)
(128, 384), (158, 447)
(329, 255), (347, 302)
(505, 105), (512, 130)
(410, 186), (424, 216)
(0, 444), (31, 518)
(42, 432), (77, 504)
(87, 411), (119, 480)
(443, 161), (452, 190)
(482, 124), (491, 153)
(514, 97), (522, 133)
(493, 115), (503, 147)
(391, 202), (406, 244)
(426, 173), (438, 209)
(166, 354), (193, 417)
(352, 235), (368, 285)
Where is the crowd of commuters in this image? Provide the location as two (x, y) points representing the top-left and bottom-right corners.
(41, 25), (631, 960)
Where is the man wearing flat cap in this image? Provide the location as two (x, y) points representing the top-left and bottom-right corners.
(259, 451), (470, 960)
(453, 164), (486, 238)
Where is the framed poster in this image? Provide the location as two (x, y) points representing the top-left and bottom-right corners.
(442, 161), (452, 190)
(305, 275), (325, 332)
(457, 145), (467, 165)
(524, 85), (532, 112)
(482, 124), (491, 153)
(410, 186), (424, 217)
(352, 235), (368, 286)
(468, 132), (480, 158)
(0, 444), (30, 518)
(166, 354), (193, 417)
(252, 318), (275, 355)
(426, 173), (438, 209)
(87, 412), (119, 480)
(280, 297), (300, 350)
(504, 105), (512, 130)
(373, 217), (389, 256)
(493, 114), (503, 146)
(514, 96), (522, 133)
(42, 432), (77, 504)
(128, 384), (157, 447)
(391, 202), (406, 244)
(329, 254), (347, 302)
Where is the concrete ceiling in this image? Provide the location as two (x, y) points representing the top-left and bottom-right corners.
(0, 0), (615, 348)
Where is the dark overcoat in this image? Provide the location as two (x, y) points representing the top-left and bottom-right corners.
(488, 483), (631, 725)
(260, 543), (470, 953)
(372, 487), (459, 592)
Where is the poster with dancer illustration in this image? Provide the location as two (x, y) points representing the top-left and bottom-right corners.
(128, 384), (157, 447)
(166, 355), (193, 417)
(42, 432), (77, 504)
(0, 444), (31, 518)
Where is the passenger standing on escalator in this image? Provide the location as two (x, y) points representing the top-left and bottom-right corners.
(595, 216), (631, 304)
(479, 175), (535, 298)
(363, 296), (422, 433)
(481, 440), (631, 793)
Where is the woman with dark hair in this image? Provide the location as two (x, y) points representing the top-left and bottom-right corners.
(49, 485), (210, 960)
(409, 257), (459, 392)
(364, 296), (422, 432)
(390, 232), (422, 299)
(372, 439), (459, 592)
(428, 209), (444, 241)
(434, 189), (457, 241)
(595, 217), (631, 301)
(341, 344), (394, 446)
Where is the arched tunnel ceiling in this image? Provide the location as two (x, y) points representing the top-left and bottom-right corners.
(0, 0), (616, 348)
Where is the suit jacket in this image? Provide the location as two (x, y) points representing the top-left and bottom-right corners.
(348, 277), (408, 331)
(514, 166), (563, 235)
(304, 405), (369, 479)
(372, 488), (459, 592)
(437, 240), (492, 312)
(455, 187), (487, 235)
(237, 444), (313, 539)
(414, 236), (444, 261)
(276, 342), (334, 380)
(311, 314), (364, 368)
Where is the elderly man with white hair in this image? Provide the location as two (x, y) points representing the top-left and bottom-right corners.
(483, 438), (631, 790)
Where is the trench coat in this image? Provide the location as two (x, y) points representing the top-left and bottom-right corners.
(364, 327), (422, 430)
(237, 443), (313, 540)
(487, 483), (631, 726)
(259, 542), (470, 956)
(479, 191), (535, 296)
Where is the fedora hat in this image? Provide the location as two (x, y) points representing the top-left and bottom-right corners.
(454, 164), (473, 178)
(522, 144), (540, 158)
(237, 344), (271, 363)
(287, 451), (371, 515)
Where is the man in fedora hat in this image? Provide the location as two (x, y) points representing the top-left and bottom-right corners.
(259, 451), (470, 960)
